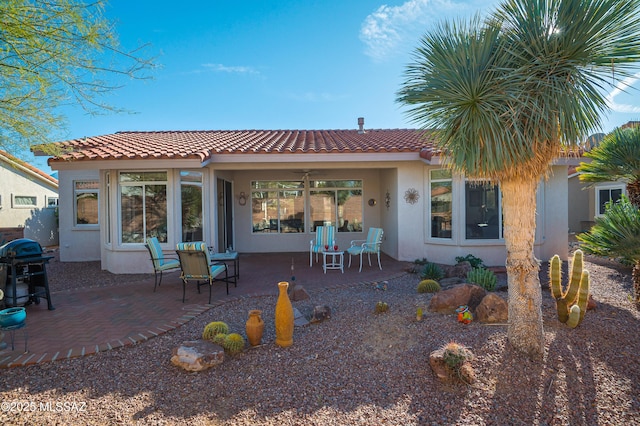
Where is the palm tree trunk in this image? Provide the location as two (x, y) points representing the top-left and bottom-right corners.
(501, 178), (545, 359)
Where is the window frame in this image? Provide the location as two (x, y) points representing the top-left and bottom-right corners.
(429, 169), (453, 239)
(595, 183), (625, 216)
(73, 180), (100, 228)
(463, 180), (502, 241)
(118, 171), (168, 244)
(12, 195), (37, 208)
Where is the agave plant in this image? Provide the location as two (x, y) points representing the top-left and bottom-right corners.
(578, 196), (640, 306)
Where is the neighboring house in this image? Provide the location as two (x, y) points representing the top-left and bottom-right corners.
(40, 119), (576, 274)
(567, 122), (635, 234)
(0, 150), (59, 246)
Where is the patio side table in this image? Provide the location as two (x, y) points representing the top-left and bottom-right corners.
(209, 250), (240, 287)
(0, 321), (27, 352)
(322, 250), (344, 274)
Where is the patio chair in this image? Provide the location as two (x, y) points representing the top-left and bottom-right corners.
(175, 242), (229, 304)
(347, 227), (384, 272)
(310, 225), (336, 266)
(145, 237), (181, 292)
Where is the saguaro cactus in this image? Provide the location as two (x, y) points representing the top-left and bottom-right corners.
(549, 250), (590, 328)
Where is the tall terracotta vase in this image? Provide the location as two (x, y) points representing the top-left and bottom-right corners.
(275, 281), (294, 348)
(245, 309), (264, 346)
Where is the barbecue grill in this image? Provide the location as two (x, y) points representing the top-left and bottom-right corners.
(0, 239), (55, 310)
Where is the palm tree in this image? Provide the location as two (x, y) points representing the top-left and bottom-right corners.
(397, 0), (640, 359)
(578, 196), (640, 305)
(577, 125), (640, 207)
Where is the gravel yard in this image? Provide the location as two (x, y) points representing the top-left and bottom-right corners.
(1, 253), (638, 425)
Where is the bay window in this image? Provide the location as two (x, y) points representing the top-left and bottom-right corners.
(120, 172), (167, 243)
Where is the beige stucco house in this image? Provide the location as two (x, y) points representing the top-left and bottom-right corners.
(41, 120), (576, 274)
(0, 150), (59, 246)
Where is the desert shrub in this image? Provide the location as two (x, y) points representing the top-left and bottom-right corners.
(455, 254), (484, 269)
(421, 262), (444, 281)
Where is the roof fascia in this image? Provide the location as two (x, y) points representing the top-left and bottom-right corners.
(0, 152), (58, 189)
(203, 152), (420, 165)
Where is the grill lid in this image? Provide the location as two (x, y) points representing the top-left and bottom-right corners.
(0, 238), (44, 259)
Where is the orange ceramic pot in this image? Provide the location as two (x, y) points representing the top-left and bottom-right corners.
(245, 309), (264, 346)
(275, 281), (294, 347)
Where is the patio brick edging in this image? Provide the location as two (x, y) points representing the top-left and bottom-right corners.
(0, 272), (410, 369)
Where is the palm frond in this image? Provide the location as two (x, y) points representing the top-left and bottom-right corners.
(577, 196), (640, 264)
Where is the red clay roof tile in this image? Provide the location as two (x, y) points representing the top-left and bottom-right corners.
(49, 129), (437, 163)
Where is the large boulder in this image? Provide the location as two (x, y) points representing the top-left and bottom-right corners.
(171, 340), (224, 372)
(428, 284), (486, 314)
(475, 293), (508, 323)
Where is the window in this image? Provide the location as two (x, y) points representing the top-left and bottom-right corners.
(12, 195), (37, 208)
(181, 171), (203, 242)
(105, 173), (111, 244)
(310, 180), (362, 233)
(46, 196), (59, 208)
(251, 181), (305, 233)
(596, 185), (624, 215)
(465, 181), (501, 240)
(430, 169), (452, 239)
(120, 172), (167, 243)
(74, 181), (99, 226)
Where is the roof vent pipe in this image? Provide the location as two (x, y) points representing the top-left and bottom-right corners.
(357, 117), (365, 134)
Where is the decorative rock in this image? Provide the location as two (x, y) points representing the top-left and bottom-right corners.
(171, 340), (224, 372)
(428, 284), (486, 314)
(587, 294), (597, 310)
(293, 307), (310, 327)
(429, 347), (476, 384)
(445, 261), (473, 278)
(310, 305), (331, 323)
(289, 284), (310, 301)
(438, 277), (466, 288)
(475, 293), (508, 323)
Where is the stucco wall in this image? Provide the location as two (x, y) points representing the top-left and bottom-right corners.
(57, 169), (101, 262)
(0, 161), (58, 247)
(568, 175), (592, 233)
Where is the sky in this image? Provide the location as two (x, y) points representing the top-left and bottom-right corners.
(31, 0), (640, 173)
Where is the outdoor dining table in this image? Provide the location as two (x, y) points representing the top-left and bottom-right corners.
(208, 249), (240, 286)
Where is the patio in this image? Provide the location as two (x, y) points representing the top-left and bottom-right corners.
(0, 251), (410, 368)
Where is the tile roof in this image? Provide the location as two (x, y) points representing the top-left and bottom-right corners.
(0, 150), (58, 186)
(49, 129), (436, 163)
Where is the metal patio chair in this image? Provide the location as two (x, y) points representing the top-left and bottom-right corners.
(175, 242), (229, 304)
(145, 237), (180, 291)
(347, 227), (384, 272)
(309, 225), (336, 266)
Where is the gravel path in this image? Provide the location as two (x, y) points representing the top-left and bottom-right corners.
(1, 253), (638, 425)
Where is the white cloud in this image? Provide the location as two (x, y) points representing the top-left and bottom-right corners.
(202, 63), (260, 75)
(606, 73), (640, 113)
(360, 0), (463, 61)
(359, 0), (497, 61)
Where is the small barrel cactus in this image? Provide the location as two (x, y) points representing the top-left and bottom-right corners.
(223, 333), (245, 354)
(417, 279), (441, 293)
(375, 301), (389, 313)
(213, 333), (227, 346)
(202, 321), (229, 341)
